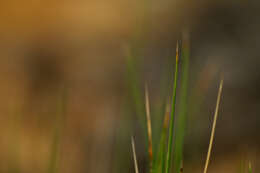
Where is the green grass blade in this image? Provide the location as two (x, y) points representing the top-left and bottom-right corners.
(173, 31), (190, 173)
(203, 80), (224, 173)
(160, 113), (169, 173)
(165, 42), (180, 173)
(152, 104), (170, 173)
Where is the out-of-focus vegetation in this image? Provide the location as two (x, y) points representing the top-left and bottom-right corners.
(0, 1), (259, 173)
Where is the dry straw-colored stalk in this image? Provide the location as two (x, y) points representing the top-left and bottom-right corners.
(131, 136), (139, 173)
(145, 84), (153, 163)
(203, 79), (224, 173)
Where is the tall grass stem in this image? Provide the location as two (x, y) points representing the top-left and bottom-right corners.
(165, 43), (179, 173)
(131, 136), (140, 173)
(203, 80), (223, 173)
(145, 84), (153, 168)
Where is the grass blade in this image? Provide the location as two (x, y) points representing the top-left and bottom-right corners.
(152, 104), (170, 173)
(173, 31), (190, 173)
(131, 136), (140, 173)
(203, 79), (224, 173)
(165, 42), (180, 173)
(145, 84), (153, 169)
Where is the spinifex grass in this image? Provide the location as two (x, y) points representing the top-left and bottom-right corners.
(127, 32), (229, 173)
(165, 42), (180, 173)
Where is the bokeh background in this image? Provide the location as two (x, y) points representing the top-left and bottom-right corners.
(0, 0), (260, 173)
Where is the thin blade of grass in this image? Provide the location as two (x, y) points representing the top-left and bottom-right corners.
(203, 79), (224, 173)
(145, 84), (153, 169)
(165, 42), (180, 173)
(131, 136), (140, 173)
(152, 103), (170, 173)
(173, 30), (190, 173)
(160, 104), (170, 173)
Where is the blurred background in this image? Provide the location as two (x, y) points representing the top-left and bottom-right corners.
(0, 0), (260, 173)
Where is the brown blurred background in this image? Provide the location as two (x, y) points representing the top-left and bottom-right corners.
(0, 0), (260, 173)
